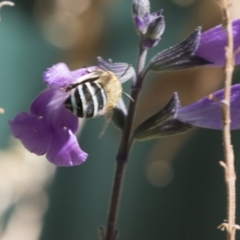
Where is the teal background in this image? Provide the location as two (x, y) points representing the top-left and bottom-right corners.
(0, 1), (240, 240)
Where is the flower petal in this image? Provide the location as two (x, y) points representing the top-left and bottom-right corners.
(133, 15), (148, 34)
(44, 63), (98, 88)
(71, 66), (97, 79)
(9, 112), (52, 155)
(177, 84), (240, 129)
(195, 19), (240, 66)
(10, 66), (88, 167)
(132, 0), (150, 19)
(97, 57), (135, 83)
(30, 88), (62, 116)
(46, 128), (88, 167)
(53, 105), (79, 133)
(43, 63), (75, 88)
(30, 88), (78, 133)
(145, 11), (165, 40)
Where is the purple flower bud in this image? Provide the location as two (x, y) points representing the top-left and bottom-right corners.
(132, 0), (165, 49)
(132, 0), (150, 19)
(134, 84), (240, 140)
(134, 93), (193, 140)
(133, 16), (149, 34)
(132, 0), (150, 34)
(177, 84), (240, 130)
(148, 19), (240, 71)
(145, 11), (165, 39)
(149, 27), (209, 71)
(141, 38), (161, 49)
(137, 10), (165, 49)
(195, 19), (240, 66)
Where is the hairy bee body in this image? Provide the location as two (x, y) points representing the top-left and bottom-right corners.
(64, 69), (122, 118)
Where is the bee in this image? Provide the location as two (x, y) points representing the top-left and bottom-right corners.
(64, 68), (122, 118)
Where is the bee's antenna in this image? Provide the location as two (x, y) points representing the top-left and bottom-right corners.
(122, 92), (134, 102)
(120, 64), (131, 79)
(85, 66), (94, 73)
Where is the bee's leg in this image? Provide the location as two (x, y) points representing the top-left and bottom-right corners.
(64, 82), (80, 92)
(99, 110), (113, 138)
(83, 66), (94, 73)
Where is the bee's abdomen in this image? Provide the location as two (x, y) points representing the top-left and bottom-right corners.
(65, 82), (107, 118)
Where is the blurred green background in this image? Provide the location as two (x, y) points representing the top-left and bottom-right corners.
(0, 0), (240, 240)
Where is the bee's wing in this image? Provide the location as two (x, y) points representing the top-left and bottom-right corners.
(65, 71), (101, 92)
(74, 71), (101, 84)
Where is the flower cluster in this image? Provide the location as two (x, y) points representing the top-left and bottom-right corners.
(132, 0), (165, 48)
(9, 0), (240, 167)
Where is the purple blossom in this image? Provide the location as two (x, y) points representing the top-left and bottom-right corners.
(149, 19), (240, 71)
(140, 12), (165, 49)
(196, 19), (240, 66)
(132, 0), (165, 48)
(9, 85), (87, 167)
(134, 84), (240, 140)
(9, 64), (89, 168)
(177, 84), (240, 130)
(149, 27), (208, 71)
(9, 59), (135, 167)
(132, 0), (150, 34)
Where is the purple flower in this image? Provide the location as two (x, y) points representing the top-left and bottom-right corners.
(134, 84), (240, 140)
(132, 0), (165, 48)
(132, 0), (150, 34)
(9, 59), (135, 167)
(9, 81), (87, 167)
(149, 27), (208, 71)
(195, 19), (240, 66)
(177, 84), (240, 130)
(149, 19), (240, 71)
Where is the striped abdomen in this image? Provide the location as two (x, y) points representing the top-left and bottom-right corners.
(65, 81), (107, 118)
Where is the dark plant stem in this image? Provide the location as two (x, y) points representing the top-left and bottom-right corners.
(105, 44), (147, 240)
(219, 1), (238, 240)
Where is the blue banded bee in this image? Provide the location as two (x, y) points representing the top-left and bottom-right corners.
(64, 69), (122, 118)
